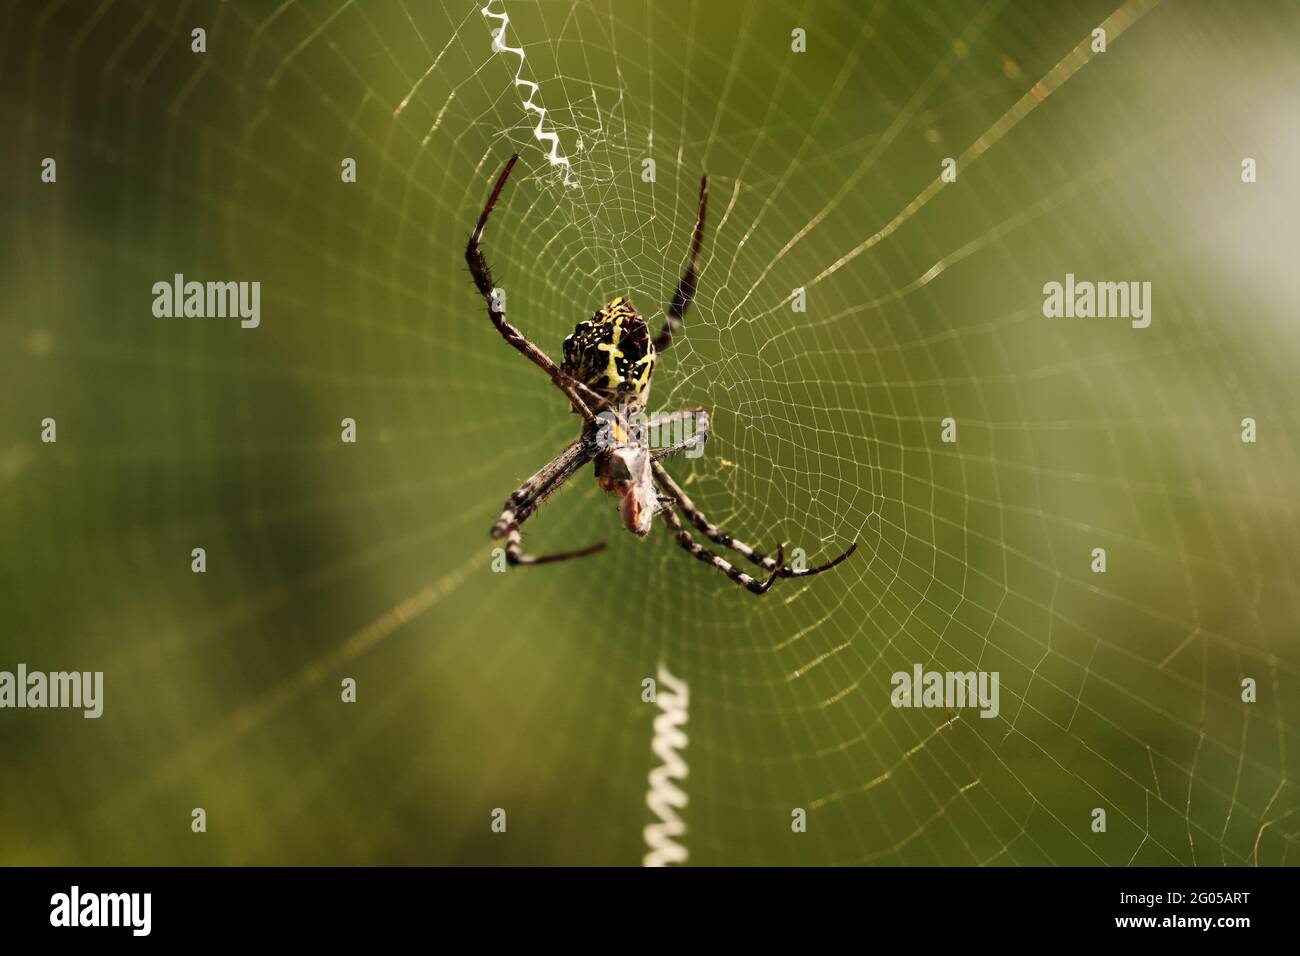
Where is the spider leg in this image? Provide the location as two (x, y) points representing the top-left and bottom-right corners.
(466, 154), (607, 420)
(659, 506), (783, 595)
(497, 514), (606, 565)
(647, 408), (711, 461)
(653, 462), (858, 578)
(490, 437), (605, 565)
(653, 174), (708, 353)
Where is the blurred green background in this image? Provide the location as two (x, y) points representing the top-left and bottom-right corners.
(1, 0), (1298, 865)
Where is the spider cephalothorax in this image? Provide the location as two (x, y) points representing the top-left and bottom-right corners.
(562, 296), (656, 407)
(466, 153), (857, 595)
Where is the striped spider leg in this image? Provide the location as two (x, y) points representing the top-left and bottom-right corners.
(490, 434), (606, 566)
(659, 506), (786, 595)
(647, 407), (711, 462)
(653, 173), (708, 353)
(651, 461), (859, 594)
(466, 153), (610, 422)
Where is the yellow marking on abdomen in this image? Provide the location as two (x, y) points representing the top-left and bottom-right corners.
(595, 317), (625, 389)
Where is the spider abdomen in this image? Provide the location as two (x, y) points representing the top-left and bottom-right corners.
(561, 296), (655, 405)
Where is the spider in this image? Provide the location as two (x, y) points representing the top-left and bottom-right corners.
(467, 153), (858, 595)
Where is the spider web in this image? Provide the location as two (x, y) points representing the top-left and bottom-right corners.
(2, 0), (1299, 867)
